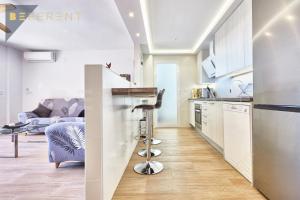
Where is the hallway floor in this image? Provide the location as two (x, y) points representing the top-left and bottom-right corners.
(113, 128), (265, 200)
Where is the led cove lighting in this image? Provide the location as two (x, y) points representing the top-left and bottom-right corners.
(192, 0), (235, 53)
(140, 0), (235, 55)
(140, 0), (153, 53)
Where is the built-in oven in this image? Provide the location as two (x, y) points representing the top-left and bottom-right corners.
(195, 103), (202, 130)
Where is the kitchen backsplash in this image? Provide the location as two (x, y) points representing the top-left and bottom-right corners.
(214, 72), (253, 98)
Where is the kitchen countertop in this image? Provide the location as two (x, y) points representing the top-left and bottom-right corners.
(188, 97), (253, 102)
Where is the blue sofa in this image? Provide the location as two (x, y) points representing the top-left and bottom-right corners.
(18, 98), (84, 133)
(45, 122), (85, 168)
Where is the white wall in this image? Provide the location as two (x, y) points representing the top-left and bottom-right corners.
(143, 54), (197, 127)
(85, 65), (140, 200)
(215, 72), (253, 97)
(22, 49), (135, 111)
(0, 45), (23, 123)
(133, 44), (144, 86)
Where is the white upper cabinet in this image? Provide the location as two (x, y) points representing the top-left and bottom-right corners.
(215, 23), (227, 77)
(243, 0), (253, 67)
(214, 0), (252, 77)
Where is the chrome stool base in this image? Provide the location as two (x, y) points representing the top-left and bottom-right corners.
(144, 138), (162, 145)
(138, 148), (161, 157)
(134, 161), (164, 175)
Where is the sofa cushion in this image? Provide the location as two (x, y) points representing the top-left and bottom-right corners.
(68, 98), (84, 117)
(78, 110), (84, 117)
(32, 104), (52, 118)
(42, 99), (69, 117)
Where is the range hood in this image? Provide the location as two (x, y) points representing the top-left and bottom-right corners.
(202, 57), (216, 78)
(202, 41), (216, 78)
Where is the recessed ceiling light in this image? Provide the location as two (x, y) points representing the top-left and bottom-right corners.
(136, 33), (140, 37)
(129, 12), (135, 18)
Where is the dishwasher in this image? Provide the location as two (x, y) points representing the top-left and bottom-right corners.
(223, 103), (252, 182)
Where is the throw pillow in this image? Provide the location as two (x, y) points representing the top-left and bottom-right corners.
(78, 110), (85, 117)
(32, 103), (52, 118)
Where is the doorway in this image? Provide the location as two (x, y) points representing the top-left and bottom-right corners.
(156, 63), (178, 127)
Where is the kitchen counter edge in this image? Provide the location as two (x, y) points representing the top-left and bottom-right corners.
(188, 97), (253, 102)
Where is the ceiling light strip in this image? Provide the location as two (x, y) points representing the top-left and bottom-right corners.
(192, 0), (236, 53)
(140, 0), (153, 53)
(151, 49), (194, 55)
(140, 0), (236, 55)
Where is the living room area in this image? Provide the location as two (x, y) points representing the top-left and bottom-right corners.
(0, 0), (143, 199)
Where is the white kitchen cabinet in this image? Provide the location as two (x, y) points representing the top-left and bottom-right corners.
(200, 101), (224, 150)
(227, 4), (245, 73)
(215, 102), (224, 148)
(215, 24), (227, 77)
(243, 0), (253, 67)
(214, 0), (252, 77)
(189, 101), (195, 127)
(207, 102), (217, 142)
(201, 101), (208, 136)
(223, 103), (252, 182)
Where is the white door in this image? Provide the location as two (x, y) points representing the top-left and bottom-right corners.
(156, 63), (178, 127)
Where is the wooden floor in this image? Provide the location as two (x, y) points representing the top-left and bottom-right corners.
(0, 134), (84, 200)
(113, 128), (265, 200)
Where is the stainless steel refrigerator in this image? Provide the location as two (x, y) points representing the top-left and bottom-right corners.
(253, 0), (300, 199)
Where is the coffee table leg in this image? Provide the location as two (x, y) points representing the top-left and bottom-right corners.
(14, 134), (18, 158)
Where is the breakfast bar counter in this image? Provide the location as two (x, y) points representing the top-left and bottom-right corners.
(112, 87), (158, 97)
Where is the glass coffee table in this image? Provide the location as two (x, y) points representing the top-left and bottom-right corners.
(0, 123), (48, 158)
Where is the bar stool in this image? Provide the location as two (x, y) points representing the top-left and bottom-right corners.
(138, 115), (147, 139)
(144, 97), (161, 145)
(134, 89), (165, 157)
(132, 89), (165, 175)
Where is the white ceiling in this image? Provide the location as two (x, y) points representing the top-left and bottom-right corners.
(0, 0), (133, 50)
(115, 0), (147, 46)
(116, 0), (241, 54)
(148, 0), (226, 50)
